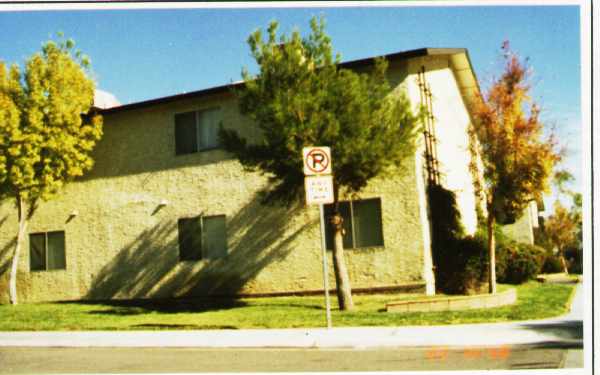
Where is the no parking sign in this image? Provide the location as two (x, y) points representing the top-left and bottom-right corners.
(303, 147), (332, 176)
(303, 147), (333, 205)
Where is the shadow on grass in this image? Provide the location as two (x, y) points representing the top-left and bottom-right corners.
(239, 302), (325, 311)
(66, 297), (249, 315)
(130, 323), (238, 330)
(64, 294), (328, 317)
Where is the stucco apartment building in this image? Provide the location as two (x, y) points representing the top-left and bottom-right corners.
(0, 48), (534, 304)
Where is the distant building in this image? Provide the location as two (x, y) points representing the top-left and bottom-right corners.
(93, 89), (120, 110)
(501, 200), (542, 245)
(0, 48), (537, 303)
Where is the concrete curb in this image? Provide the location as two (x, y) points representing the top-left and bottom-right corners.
(564, 282), (579, 310)
(0, 317), (581, 349)
(386, 288), (516, 313)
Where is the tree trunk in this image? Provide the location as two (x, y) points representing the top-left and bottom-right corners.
(487, 212), (497, 294)
(330, 212), (354, 311)
(9, 196), (28, 305)
(559, 248), (569, 275)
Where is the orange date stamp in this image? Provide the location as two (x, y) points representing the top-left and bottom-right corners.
(425, 346), (512, 361)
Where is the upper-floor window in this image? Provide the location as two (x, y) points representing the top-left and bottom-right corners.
(30, 231), (66, 271)
(175, 108), (221, 155)
(324, 198), (384, 250)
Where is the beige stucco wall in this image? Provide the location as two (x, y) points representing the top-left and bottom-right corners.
(501, 201), (537, 245)
(405, 56), (480, 236)
(0, 61), (438, 304)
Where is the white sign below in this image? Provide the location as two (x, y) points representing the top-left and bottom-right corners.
(304, 175), (334, 205)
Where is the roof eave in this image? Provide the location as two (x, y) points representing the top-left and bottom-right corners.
(100, 47), (479, 115)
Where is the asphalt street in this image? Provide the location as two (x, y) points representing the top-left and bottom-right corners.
(0, 344), (578, 373)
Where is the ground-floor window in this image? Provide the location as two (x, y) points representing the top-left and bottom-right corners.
(29, 231), (66, 271)
(178, 215), (227, 261)
(324, 198), (384, 250)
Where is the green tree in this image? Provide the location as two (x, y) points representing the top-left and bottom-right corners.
(220, 17), (421, 310)
(0, 37), (103, 305)
(544, 201), (581, 274)
(472, 42), (560, 294)
(546, 170), (583, 273)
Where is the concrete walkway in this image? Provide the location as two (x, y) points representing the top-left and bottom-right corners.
(0, 284), (583, 349)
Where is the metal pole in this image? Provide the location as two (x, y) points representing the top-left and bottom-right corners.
(319, 203), (332, 329)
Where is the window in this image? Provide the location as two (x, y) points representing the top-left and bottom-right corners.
(175, 108), (221, 155)
(178, 215), (227, 261)
(29, 231), (66, 271)
(324, 198), (384, 250)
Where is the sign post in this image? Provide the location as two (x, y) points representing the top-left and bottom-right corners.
(318, 204), (332, 329)
(303, 146), (333, 329)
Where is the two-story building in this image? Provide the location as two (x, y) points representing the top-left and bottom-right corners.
(0, 47), (532, 303)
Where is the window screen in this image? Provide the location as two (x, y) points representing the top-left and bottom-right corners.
(352, 199), (384, 248)
(198, 108), (221, 150)
(324, 198), (384, 250)
(46, 231), (66, 270)
(202, 215), (227, 259)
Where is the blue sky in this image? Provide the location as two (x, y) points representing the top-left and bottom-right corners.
(0, 3), (584, 206)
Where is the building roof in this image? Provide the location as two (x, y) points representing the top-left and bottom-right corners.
(100, 47), (480, 115)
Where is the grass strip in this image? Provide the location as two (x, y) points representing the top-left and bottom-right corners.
(0, 281), (575, 331)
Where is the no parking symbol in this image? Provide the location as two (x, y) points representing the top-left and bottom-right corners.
(303, 147), (332, 176)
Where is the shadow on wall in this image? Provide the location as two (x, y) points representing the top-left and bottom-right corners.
(0, 216), (17, 303)
(83, 141), (238, 182)
(86, 195), (314, 302)
(85, 220), (179, 300)
(0, 237), (17, 276)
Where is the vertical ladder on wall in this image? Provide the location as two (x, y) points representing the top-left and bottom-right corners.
(417, 66), (441, 186)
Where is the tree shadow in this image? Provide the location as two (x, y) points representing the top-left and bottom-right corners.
(0, 235), (16, 276)
(82, 195), (315, 314)
(130, 323), (238, 330)
(0, 216), (17, 302)
(69, 297), (248, 315)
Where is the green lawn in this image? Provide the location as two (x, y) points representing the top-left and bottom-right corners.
(0, 281), (575, 331)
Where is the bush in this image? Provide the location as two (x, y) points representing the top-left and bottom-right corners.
(428, 185), (489, 294)
(542, 253), (564, 274)
(520, 243), (546, 272)
(565, 247), (583, 274)
(435, 235), (489, 295)
(457, 236), (489, 293)
(496, 242), (545, 284)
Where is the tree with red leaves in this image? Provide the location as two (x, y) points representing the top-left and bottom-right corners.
(472, 42), (560, 293)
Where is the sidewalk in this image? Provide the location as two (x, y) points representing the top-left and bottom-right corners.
(0, 284), (583, 349)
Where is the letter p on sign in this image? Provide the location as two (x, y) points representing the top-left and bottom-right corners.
(303, 147), (332, 176)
